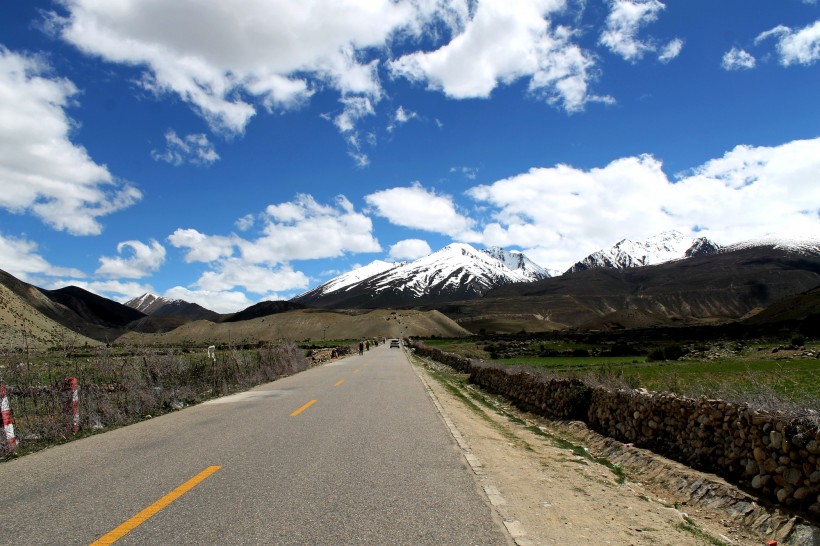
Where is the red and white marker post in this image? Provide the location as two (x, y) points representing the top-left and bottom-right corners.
(0, 383), (18, 451)
(61, 377), (80, 434)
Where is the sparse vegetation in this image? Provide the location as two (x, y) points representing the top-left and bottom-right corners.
(0, 341), (309, 458)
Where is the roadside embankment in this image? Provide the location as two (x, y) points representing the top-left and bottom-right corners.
(411, 341), (820, 533)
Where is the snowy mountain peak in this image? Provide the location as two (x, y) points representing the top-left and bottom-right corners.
(567, 230), (721, 273)
(294, 259), (402, 299)
(481, 247), (551, 281)
(292, 243), (548, 306)
(125, 293), (169, 313)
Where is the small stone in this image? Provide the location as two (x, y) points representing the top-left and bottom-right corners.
(793, 487), (811, 501)
(770, 430), (783, 450)
(785, 468), (802, 486)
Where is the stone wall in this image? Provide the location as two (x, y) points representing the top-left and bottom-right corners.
(470, 365), (591, 421)
(411, 342), (820, 519)
(588, 387), (820, 515)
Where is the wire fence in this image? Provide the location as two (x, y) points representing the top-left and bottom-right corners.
(0, 342), (309, 457)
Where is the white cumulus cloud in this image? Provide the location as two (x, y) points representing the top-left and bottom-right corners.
(389, 239), (432, 260)
(599, 0), (682, 63)
(95, 239), (167, 279)
(756, 20), (820, 66)
(465, 137), (820, 271)
(0, 47), (141, 235)
(0, 233), (84, 282)
(168, 228), (236, 263)
(163, 286), (256, 314)
(389, 0), (605, 113)
(192, 258), (309, 295)
(49, 0), (418, 134)
(240, 194), (381, 264)
(365, 182), (478, 238)
(722, 47), (756, 70)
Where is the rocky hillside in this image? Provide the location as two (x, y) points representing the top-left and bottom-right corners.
(125, 293), (220, 321)
(435, 243), (820, 332)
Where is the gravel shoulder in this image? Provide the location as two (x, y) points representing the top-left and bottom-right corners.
(413, 357), (770, 546)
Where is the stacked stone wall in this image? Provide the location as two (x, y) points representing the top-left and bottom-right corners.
(470, 366), (591, 420)
(588, 388), (820, 514)
(411, 341), (820, 518)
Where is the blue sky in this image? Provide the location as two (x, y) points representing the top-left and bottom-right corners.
(1, 0), (818, 312)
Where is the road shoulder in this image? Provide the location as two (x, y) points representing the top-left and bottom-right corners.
(412, 356), (767, 546)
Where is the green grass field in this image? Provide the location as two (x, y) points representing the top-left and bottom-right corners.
(422, 338), (820, 408)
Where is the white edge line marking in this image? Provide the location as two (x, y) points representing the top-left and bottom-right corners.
(412, 361), (528, 544)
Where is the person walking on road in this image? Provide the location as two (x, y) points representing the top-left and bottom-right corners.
(358, 340), (364, 355)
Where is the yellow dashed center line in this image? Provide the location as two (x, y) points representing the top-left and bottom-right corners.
(290, 399), (317, 416)
(334, 379), (346, 387)
(90, 465), (221, 545)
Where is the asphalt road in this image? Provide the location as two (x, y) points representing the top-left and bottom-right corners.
(0, 343), (509, 545)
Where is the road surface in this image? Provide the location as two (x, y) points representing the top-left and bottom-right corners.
(1, 343), (509, 545)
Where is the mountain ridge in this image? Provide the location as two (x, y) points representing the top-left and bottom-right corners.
(566, 230), (721, 274)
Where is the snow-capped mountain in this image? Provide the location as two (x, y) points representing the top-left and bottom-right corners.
(303, 260), (402, 299)
(724, 234), (820, 255)
(126, 293), (169, 314)
(566, 231), (721, 274)
(125, 293), (219, 321)
(481, 247), (552, 281)
(293, 243), (547, 308)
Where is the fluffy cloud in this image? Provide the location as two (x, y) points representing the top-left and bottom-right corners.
(599, 0), (682, 63)
(465, 137), (820, 270)
(389, 239), (432, 260)
(0, 233), (84, 281)
(389, 0), (605, 112)
(95, 239), (166, 278)
(168, 229), (236, 263)
(722, 47), (756, 70)
(192, 258), (308, 295)
(163, 286), (256, 314)
(49, 0), (417, 134)
(756, 20), (820, 66)
(151, 130), (220, 166)
(365, 182), (477, 238)
(240, 194), (381, 264)
(0, 47), (141, 235)
(165, 194), (378, 310)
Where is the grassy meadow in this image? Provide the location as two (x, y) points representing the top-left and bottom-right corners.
(423, 336), (820, 409)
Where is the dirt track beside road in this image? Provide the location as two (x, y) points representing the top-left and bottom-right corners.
(414, 359), (771, 546)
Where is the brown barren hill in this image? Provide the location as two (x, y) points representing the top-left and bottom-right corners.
(115, 308), (470, 346)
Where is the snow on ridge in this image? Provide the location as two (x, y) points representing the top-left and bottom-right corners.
(568, 230), (722, 273)
(724, 234), (820, 254)
(481, 246), (550, 281)
(367, 242), (532, 295)
(313, 259), (401, 296)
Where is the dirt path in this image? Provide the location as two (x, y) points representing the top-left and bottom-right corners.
(413, 358), (769, 546)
